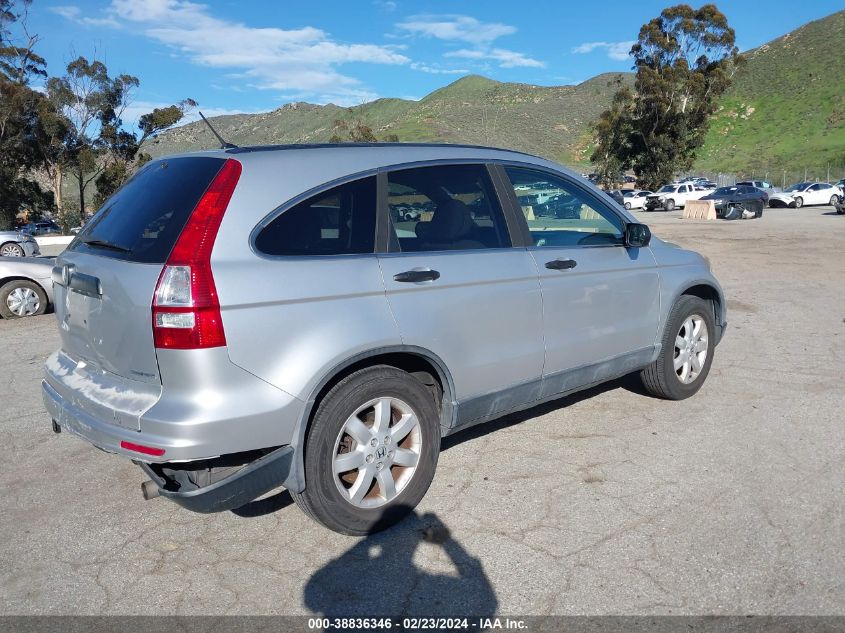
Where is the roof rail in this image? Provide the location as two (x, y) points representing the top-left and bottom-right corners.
(225, 141), (538, 158)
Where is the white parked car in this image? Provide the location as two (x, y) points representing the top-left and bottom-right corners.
(622, 190), (653, 210)
(644, 183), (709, 211)
(768, 182), (841, 208)
(736, 180), (778, 196)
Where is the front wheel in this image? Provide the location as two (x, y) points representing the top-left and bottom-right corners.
(665, 199), (676, 211)
(830, 195), (840, 206)
(793, 196), (803, 208)
(0, 280), (47, 318)
(624, 202), (632, 210)
(293, 365), (441, 535)
(640, 295), (715, 400)
(0, 242), (24, 257)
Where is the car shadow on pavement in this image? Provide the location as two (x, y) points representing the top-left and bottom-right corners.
(303, 508), (497, 622)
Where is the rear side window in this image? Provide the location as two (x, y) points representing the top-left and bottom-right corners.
(387, 164), (510, 252)
(71, 157), (226, 263)
(255, 176), (376, 256)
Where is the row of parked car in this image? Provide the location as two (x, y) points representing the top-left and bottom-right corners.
(608, 177), (845, 214)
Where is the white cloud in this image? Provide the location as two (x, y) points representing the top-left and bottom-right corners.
(374, 0), (397, 12)
(572, 40), (636, 61)
(53, 0), (410, 105)
(397, 14), (516, 45)
(49, 5), (120, 27)
(445, 48), (545, 69)
(410, 62), (469, 75)
(397, 13), (543, 70)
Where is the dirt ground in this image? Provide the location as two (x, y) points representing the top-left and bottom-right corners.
(1, 206), (843, 616)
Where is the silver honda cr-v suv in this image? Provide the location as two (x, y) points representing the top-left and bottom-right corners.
(43, 143), (726, 534)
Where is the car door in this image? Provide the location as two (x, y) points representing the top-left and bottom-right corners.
(499, 165), (660, 399)
(816, 184), (834, 204)
(377, 163), (545, 423)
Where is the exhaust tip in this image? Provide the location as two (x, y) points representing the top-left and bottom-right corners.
(141, 480), (160, 501)
(51, 419), (61, 434)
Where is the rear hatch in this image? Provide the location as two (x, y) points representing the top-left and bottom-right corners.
(50, 157), (228, 424)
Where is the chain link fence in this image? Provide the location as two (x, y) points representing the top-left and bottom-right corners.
(681, 162), (845, 190)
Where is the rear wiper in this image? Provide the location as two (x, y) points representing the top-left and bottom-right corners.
(81, 238), (131, 253)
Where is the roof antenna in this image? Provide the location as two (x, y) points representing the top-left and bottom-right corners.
(198, 111), (238, 149)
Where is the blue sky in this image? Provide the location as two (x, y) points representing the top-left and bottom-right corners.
(26, 0), (844, 124)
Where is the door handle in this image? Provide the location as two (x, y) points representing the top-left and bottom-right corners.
(393, 269), (441, 283)
(545, 258), (577, 271)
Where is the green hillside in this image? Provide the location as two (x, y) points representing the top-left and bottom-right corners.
(148, 11), (845, 175)
(148, 73), (633, 167)
(697, 10), (845, 172)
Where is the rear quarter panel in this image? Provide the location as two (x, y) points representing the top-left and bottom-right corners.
(211, 151), (403, 400)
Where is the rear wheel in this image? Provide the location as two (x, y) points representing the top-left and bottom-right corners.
(293, 365), (441, 535)
(665, 199), (676, 211)
(624, 202), (632, 210)
(830, 195), (840, 206)
(0, 280), (47, 318)
(0, 242), (24, 257)
(640, 295), (715, 400)
(793, 196), (803, 208)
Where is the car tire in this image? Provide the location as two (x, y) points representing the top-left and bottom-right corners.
(624, 202), (632, 210)
(0, 242), (25, 257)
(640, 295), (716, 401)
(292, 365), (441, 535)
(665, 199), (676, 211)
(0, 280), (48, 319)
(793, 196), (803, 208)
(830, 195), (840, 206)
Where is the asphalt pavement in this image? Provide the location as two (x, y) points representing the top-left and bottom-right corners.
(1, 206), (843, 616)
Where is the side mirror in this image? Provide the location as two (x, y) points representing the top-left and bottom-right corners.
(625, 223), (651, 248)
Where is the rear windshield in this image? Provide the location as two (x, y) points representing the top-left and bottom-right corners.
(70, 157), (225, 263)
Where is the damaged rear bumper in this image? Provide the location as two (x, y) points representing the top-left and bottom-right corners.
(137, 445), (295, 513)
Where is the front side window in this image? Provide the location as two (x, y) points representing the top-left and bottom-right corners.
(504, 167), (624, 248)
(255, 176), (377, 256)
(387, 164), (510, 252)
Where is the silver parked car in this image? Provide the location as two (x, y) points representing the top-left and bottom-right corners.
(0, 256), (54, 318)
(43, 144), (727, 534)
(0, 229), (41, 257)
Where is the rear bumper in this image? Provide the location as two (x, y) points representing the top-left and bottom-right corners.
(43, 347), (306, 463)
(137, 445), (295, 513)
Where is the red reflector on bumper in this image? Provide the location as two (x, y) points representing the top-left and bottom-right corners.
(120, 440), (166, 457)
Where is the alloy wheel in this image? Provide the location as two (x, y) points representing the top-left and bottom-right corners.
(332, 396), (422, 509)
(673, 314), (709, 384)
(0, 243), (24, 257)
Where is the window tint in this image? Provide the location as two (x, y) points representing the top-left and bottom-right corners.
(71, 157), (226, 263)
(504, 167), (624, 248)
(255, 176), (376, 256)
(387, 164), (510, 252)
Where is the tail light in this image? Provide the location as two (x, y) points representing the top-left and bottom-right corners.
(152, 159), (242, 349)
